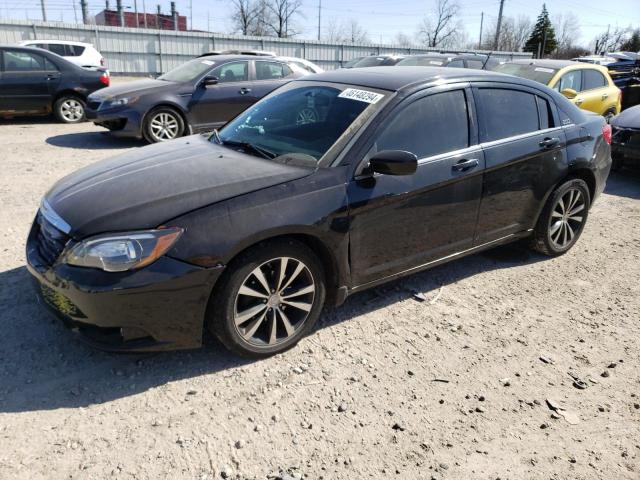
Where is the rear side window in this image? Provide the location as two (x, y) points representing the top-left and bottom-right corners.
(467, 60), (484, 69)
(255, 61), (292, 80)
(536, 96), (554, 129)
(66, 44), (85, 56)
(583, 69), (606, 90)
(477, 88), (540, 142)
(555, 70), (582, 92)
(3, 50), (46, 71)
(47, 43), (67, 56)
(376, 90), (469, 159)
(448, 59), (465, 68)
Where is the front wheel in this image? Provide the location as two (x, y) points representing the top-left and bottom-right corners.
(54, 95), (85, 123)
(143, 107), (185, 143)
(208, 239), (326, 358)
(530, 178), (591, 256)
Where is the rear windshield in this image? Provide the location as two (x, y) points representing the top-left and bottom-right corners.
(158, 58), (216, 83)
(353, 57), (388, 68)
(491, 63), (558, 85)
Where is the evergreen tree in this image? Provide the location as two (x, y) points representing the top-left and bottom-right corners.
(621, 29), (640, 52)
(523, 4), (557, 57)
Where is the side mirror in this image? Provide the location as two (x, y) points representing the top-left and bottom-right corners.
(560, 88), (578, 99)
(369, 150), (417, 176)
(201, 75), (219, 86)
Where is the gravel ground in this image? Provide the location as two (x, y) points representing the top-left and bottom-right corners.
(0, 118), (639, 480)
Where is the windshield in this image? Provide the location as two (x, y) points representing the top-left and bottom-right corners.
(397, 56), (449, 67)
(491, 63), (558, 85)
(353, 57), (389, 68)
(217, 82), (387, 164)
(158, 58), (216, 83)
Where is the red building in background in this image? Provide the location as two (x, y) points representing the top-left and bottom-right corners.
(95, 9), (187, 31)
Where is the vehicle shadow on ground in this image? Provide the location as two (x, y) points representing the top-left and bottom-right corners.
(46, 132), (146, 150)
(605, 170), (640, 199)
(0, 242), (544, 414)
(0, 116), (60, 126)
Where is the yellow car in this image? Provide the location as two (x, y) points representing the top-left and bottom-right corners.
(493, 60), (622, 119)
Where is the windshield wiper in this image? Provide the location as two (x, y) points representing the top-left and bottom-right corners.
(222, 140), (276, 160)
(211, 128), (222, 144)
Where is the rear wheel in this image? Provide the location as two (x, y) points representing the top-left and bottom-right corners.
(143, 107), (185, 143)
(208, 239), (326, 358)
(54, 95), (85, 123)
(530, 178), (590, 256)
(604, 108), (617, 123)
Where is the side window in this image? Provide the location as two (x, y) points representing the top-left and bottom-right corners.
(214, 61), (248, 83)
(47, 43), (67, 56)
(555, 70), (582, 92)
(467, 60), (484, 69)
(583, 69), (606, 90)
(477, 88), (540, 142)
(45, 58), (59, 71)
(256, 61), (292, 80)
(447, 59), (465, 68)
(376, 90), (469, 159)
(536, 96), (554, 129)
(66, 45), (85, 56)
(3, 51), (45, 71)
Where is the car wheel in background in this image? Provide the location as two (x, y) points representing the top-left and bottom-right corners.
(295, 107), (319, 125)
(530, 178), (591, 256)
(604, 108), (617, 123)
(54, 95), (86, 123)
(208, 239), (326, 358)
(143, 107), (185, 143)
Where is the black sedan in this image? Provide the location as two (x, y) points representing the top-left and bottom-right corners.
(85, 54), (308, 143)
(610, 105), (640, 169)
(396, 53), (500, 70)
(0, 45), (109, 123)
(26, 67), (612, 357)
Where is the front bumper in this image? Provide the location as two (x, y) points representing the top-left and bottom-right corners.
(26, 220), (224, 352)
(85, 104), (144, 139)
(611, 142), (640, 163)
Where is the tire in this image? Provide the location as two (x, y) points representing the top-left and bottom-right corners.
(208, 239), (326, 358)
(530, 178), (591, 256)
(54, 95), (86, 123)
(143, 107), (185, 143)
(604, 109), (617, 123)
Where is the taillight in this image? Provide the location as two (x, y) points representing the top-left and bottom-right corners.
(99, 72), (110, 86)
(602, 124), (612, 145)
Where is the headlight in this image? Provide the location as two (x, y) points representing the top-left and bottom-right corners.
(62, 227), (183, 272)
(104, 96), (137, 108)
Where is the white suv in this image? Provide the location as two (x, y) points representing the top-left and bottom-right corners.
(19, 40), (105, 69)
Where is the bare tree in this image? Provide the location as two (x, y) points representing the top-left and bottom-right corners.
(230, 0), (259, 35)
(394, 32), (414, 47)
(323, 17), (345, 43)
(481, 15), (531, 51)
(343, 19), (369, 44)
(553, 12), (580, 57)
(593, 26), (630, 55)
(418, 0), (462, 48)
(264, 0), (303, 38)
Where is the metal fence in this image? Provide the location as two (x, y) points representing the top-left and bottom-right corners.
(0, 19), (532, 75)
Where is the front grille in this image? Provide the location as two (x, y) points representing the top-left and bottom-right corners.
(88, 101), (101, 111)
(36, 212), (70, 266)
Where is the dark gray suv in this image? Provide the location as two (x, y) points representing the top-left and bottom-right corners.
(85, 54), (308, 143)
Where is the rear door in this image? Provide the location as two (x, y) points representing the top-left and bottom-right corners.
(578, 68), (616, 115)
(188, 60), (252, 129)
(0, 49), (58, 113)
(473, 84), (566, 244)
(347, 85), (485, 286)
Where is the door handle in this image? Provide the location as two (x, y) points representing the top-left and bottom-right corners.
(601, 93), (609, 100)
(575, 97), (584, 105)
(46, 73), (57, 80)
(239, 87), (251, 95)
(451, 158), (479, 172)
(539, 137), (560, 149)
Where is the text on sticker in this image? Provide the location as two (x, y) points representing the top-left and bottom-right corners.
(338, 88), (384, 104)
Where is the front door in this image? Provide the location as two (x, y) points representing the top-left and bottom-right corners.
(188, 60), (253, 129)
(0, 49), (58, 113)
(347, 86), (485, 287)
(473, 85), (567, 244)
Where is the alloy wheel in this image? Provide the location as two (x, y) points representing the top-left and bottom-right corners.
(234, 257), (315, 347)
(549, 188), (585, 249)
(149, 112), (179, 141)
(60, 99), (84, 122)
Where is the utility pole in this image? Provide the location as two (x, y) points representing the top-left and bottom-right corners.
(40, 0), (46, 21)
(207, 10), (210, 32)
(81, 0), (89, 24)
(189, 0), (192, 31)
(494, 0), (505, 50)
(116, 0), (124, 26)
(478, 11), (483, 49)
(134, 0), (138, 26)
(142, 0), (147, 27)
(317, 0), (321, 41)
(156, 4), (161, 29)
(72, 0), (77, 23)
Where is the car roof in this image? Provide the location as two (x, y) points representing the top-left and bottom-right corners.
(510, 59), (578, 69)
(300, 65), (529, 92)
(19, 39), (93, 47)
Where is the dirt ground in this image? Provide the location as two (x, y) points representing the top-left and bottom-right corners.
(0, 117), (639, 480)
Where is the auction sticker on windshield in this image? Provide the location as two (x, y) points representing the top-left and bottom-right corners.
(338, 88), (384, 104)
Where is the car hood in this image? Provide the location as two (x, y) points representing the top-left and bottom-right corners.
(88, 78), (177, 100)
(45, 135), (315, 238)
(611, 105), (640, 128)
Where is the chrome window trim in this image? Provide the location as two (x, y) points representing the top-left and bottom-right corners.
(40, 199), (71, 234)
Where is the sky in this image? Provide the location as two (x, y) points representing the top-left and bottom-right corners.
(0, 0), (639, 48)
